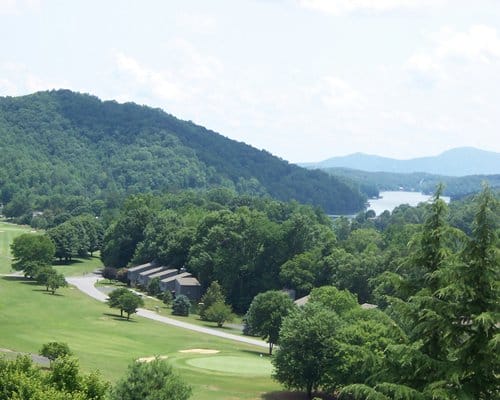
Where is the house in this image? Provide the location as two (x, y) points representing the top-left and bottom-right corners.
(127, 262), (156, 286)
(143, 268), (178, 287)
(136, 266), (165, 287)
(128, 261), (202, 301)
(159, 272), (192, 293)
(294, 295), (310, 307)
(175, 277), (202, 301)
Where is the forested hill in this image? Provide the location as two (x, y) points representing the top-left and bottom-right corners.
(0, 90), (365, 215)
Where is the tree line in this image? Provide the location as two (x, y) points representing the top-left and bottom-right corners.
(244, 187), (498, 399)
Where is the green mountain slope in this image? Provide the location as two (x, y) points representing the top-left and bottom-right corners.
(0, 90), (365, 215)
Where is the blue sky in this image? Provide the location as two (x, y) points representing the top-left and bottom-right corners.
(1, 0), (499, 162)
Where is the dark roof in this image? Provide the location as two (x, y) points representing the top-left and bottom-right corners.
(160, 272), (191, 283)
(128, 262), (154, 272)
(138, 266), (164, 277)
(176, 277), (200, 286)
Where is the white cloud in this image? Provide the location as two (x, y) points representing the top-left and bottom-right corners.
(407, 25), (500, 81)
(310, 76), (363, 108)
(298, 0), (446, 15)
(114, 52), (186, 102)
(169, 38), (223, 81)
(0, 0), (40, 15)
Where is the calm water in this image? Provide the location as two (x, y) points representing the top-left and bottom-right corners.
(368, 191), (450, 216)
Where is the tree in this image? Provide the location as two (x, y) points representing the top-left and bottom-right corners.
(172, 295), (191, 316)
(161, 290), (173, 306)
(48, 221), (80, 261)
(47, 272), (67, 294)
(437, 187), (500, 398)
(39, 342), (72, 362)
(279, 252), (317, 298)
(245, 290), (295, 354)
(341, 187), (500, 400)
(107, 287), (130, 317)
(147, 277), (161, 296)
(109, 358), (191, 400)
(0, 355), (109, 400)
(118, 291), (144, 320)
(204, 301), (234, 327)
(273, 304), (340, 399)
(308, 286), (358, 316)
(102, 266), (118, 281)
(10, 233), (55, 276)
(199, 281), (225, 320)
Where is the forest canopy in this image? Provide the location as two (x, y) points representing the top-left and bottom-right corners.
(0, 90), (366, 222)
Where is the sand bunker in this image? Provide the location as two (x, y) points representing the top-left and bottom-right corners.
(136, 355), (169, 363)
(179, 349), (220, 354)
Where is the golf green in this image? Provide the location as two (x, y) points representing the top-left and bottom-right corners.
(186, 355), (273, 376)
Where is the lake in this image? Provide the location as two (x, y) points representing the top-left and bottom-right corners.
(368, 191), (450, 216)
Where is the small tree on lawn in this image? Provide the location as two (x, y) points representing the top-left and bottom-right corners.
(10, 233), (55, 277)
(204, 301), (234, 328)
(246, 290), (295, 355)
(172, 295), (190, 316)
(34, 266), (57, 289)
(199, 281), (225, 320)
(119, 291), (144, 320)
(39, 342), (72, 363)
(107, 287), (130, 317)
(47, 272), (67, 294)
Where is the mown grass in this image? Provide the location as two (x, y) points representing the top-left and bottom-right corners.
(0, 220), (33, 274)
(0, 222), (283, 399)
(96, 280), (245, 334)
(53, 252), (104, 277)
(0, 276), (280, 399)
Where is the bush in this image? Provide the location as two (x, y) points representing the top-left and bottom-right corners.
(161, 290), (173, 306)
(39, 342), (72, 361)
(109, 358), (191, 400)
(102, 267), (117, 281)
(116, 268), (129, 283)
(204, 301), (234, 327)
(147, 277), (161, 296)
(172, 295), (190, 316)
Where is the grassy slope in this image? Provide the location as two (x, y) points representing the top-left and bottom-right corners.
(0, 222), (281, 399)
(0, 277), (280, 399)
(0, 221), (32, 274)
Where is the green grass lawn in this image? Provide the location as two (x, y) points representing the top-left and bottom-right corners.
(0, 219), (103, 277)
(0, 221), (285, 399)
(53, 252), (104, 277)
(0, 220), (33, 274)
(0, 276), (281, 399)
(96, 280), (245, 334)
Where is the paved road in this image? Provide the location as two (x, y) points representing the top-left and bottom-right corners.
(67, 275), (268, 349)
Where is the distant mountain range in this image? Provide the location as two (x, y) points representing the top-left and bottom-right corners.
(301, 147), (500, 177)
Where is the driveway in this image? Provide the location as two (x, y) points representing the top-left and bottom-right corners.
(67, 275), (268, 349)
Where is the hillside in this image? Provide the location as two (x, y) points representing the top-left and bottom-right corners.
(302, 147), (500, 176)
(323, 168), (500, 199)
(0, 90), (365, 215)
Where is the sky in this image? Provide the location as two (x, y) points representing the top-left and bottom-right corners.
(1, 0), (500, 163)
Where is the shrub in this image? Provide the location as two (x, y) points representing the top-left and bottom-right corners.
(172, 295), (190, 316)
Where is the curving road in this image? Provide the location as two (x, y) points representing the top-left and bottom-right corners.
(67, 275), (268, 349)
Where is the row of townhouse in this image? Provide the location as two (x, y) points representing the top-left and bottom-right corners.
(126, 262), (202, 301)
